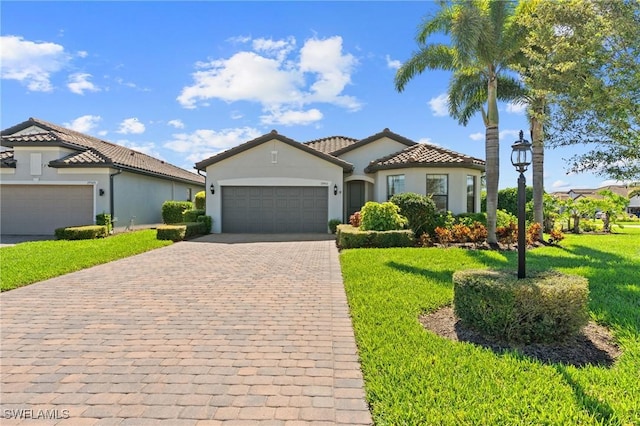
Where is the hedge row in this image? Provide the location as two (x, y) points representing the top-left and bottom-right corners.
(336, 224), (414, 249)
(55, 225), (109, 240)
(156, 220), (210, 241)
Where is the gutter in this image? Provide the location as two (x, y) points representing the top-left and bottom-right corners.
(109, 168), (123, 228)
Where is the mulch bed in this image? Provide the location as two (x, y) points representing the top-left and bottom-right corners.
(419, 306), (622, 367)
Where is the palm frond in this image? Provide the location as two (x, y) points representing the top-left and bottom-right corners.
(395, 45), (457, 92)
(448, 70), (488, 125)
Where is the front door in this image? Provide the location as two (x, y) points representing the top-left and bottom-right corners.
(346, 181), (365, 220)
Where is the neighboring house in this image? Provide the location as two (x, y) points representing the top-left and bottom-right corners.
(195, 128), (485, 233)
(552, 184), (640, 216)
(1, 118), (205, 235)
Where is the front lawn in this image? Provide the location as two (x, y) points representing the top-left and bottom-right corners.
(341, 229), (640, 425)
(0, 230), (172, 291)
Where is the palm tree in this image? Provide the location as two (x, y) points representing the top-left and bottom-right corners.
(395, 0), (523, 245)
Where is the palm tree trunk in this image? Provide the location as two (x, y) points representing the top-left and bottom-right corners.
(531, 114), (544, 241)
(485, 73), (499, 245)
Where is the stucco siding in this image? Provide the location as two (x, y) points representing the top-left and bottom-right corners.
(374, 167), (483, 214)
(337, 137), (411, 175)
(205, 139), (344, 233)
(112, 171), (200, 227)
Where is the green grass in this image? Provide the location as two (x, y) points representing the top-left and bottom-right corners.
(1, 230), (172, 291)
(341, 229), (640, 425)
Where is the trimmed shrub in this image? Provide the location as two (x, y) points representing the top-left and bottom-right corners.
(156, 224), (187, 241)
(96, 213), (113, 234)
(184, 222), (207, 238)
(390, 192), (437, 236)
(183, 208), (205, 223)
(328, 219), (342, 234)
(360, 201), (407, 231)
(194, 191), (206, 209)
(55, 225), (108, 240)
(349, 211), (361, 227)
(197, 215), (212, 233)
(162, 201), (194, 224)
(336, 224), (414, 249)
(453, 269), (589, 343)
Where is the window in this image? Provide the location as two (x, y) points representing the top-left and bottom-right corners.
(467, 175), (477, 213)
(426, 174), (448, 211)
(387, 175), (405, 199)
(187, 188), (193, 202)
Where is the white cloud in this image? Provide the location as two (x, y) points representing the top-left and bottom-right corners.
(252, 37), (296, 61)
(164, 127), (262, 163)
(76, 51), (88, 58)
(469, 132), (484, 141)
(261, 108), (323, 126)
(506, 102), (527, 114)
(177, 35), (360, 125)
(428, 93), (449, 117)
(499, 129), (520, 140)
(385, 55), (401, 70)
(551, 180), (571, 190)
(0, 35), (69, 92)
(117, 117), (145, 134)
(167, 119), (185, 129)
(230, 110), (243, 120)
(67, 72), (100, 95)
(63, 115), (102, 133)
(116, 139), (163, 159)
(599, 179), (629, 188)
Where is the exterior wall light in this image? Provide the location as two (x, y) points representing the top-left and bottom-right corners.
(333, 184), (338, 196)
(210, 183), (215, 195)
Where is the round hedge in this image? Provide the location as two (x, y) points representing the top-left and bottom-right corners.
(453, 269), (589, 344)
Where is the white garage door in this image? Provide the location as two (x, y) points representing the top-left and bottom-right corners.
(0, 185), (94, 235)
(222, 186), (328, 233)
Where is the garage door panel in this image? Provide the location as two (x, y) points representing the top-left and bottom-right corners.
(222, 186), (328, 233)
(1, 185), (93, 235)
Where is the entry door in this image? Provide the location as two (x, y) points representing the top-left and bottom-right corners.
(346, 181), (365, 219)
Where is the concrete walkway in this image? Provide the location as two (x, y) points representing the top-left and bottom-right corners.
(0, 235), (372, 425)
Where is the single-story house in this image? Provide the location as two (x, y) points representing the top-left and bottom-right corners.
(195, 128), (485, 233)
(1, 118), (205, 235)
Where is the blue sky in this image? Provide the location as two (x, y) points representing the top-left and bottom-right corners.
(0, 1), (618, 190)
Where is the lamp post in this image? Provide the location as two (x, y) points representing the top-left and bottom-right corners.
(511, 130), (532, 279)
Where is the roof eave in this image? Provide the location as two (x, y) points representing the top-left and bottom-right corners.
(332, 129), (417, 157)
(365, 162), (486, 173)
(49, 162), (205, 186)
(195, 132), (353, 172)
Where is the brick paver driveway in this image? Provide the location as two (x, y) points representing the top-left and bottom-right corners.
(0, 235), (372, 425)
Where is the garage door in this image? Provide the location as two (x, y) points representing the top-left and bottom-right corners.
(222, 186), (328, 233)
(1, 185), (93, 235)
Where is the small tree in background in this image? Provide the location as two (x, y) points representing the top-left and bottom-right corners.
(596, 190), (629, 233)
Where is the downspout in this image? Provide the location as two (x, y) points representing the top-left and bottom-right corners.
(109, 168), (122, 228)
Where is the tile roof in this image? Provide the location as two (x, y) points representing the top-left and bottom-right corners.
(329, 128), (417, 156)
(0, 150), (16, 168)
(303, 136), (358, 155)
(195, 130), (354, 172)
(365, 143), (485, 172)
(1, 118), (204, 185)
